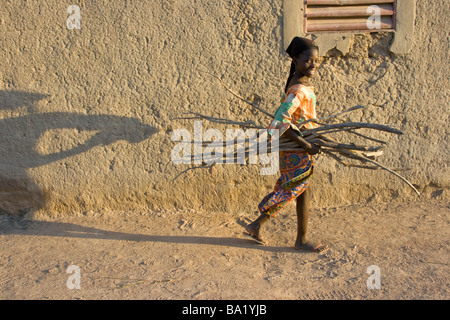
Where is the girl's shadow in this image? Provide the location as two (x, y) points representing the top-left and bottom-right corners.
(2, 219), (298, 253)
(0, 90), (158, 215)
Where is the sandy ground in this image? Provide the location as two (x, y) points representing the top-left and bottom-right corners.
(0, 200), (448, 300)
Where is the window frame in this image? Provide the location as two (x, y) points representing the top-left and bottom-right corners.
(303, 0), (398, 34)
(282, 0), (416, 55)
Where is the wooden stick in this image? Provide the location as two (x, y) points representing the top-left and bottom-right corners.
(313, 139), (385, 152)
(323, 150), (409, 170)
(198, 65), (369, 129)
(301, 122), (404, 136)
(173, 111), (264, 129)
(197, 68), (274, 119)
(347, 130), (387, 145)
(172, 164), (213, 181)
(304, 127), (355, 139)
(187, 136), (385, 157)
(323, 148), (420, 195)
(299, 105), (366, 128)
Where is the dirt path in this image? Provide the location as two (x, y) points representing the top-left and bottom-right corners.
(0, 200), (448, 300)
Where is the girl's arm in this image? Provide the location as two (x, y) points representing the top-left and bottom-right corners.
(283, 126), (320, 155)
(268, 90), (319, 155)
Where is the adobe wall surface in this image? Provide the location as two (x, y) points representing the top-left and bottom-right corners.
(0, 0), (448, 217)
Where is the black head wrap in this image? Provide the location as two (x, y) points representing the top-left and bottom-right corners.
(284, 37), (318, 93)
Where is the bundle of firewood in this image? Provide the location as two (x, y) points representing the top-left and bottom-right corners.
(171, 68), (420, 196)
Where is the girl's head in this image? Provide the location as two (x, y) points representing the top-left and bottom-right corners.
(285, 37), (320, 92)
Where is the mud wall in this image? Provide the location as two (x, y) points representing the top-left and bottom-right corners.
(0, 0), (448, 217)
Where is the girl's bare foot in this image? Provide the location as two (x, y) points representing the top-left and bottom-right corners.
(245, 221), (260, 237)
(243, 222), (265, 245)
(294, 240), (328, 253)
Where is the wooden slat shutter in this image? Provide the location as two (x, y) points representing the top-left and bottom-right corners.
(305, 0), (397, 33)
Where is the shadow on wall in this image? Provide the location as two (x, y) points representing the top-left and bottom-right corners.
(0, 90), (159, 216)
(0, 90), (50, 113)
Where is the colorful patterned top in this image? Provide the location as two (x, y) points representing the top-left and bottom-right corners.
(267, 84), (318, 137)
(258, 84), (318, 219)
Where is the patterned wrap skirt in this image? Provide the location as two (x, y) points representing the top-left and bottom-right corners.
(258, 150), (313, 218)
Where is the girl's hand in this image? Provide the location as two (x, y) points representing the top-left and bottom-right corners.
(304, 142), (321, 155)
(283, 127), (321, 155)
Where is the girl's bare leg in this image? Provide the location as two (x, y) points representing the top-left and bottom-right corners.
(294, 186), (328, 253)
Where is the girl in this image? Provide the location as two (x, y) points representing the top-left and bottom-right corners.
(244, 37), (328, 253)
